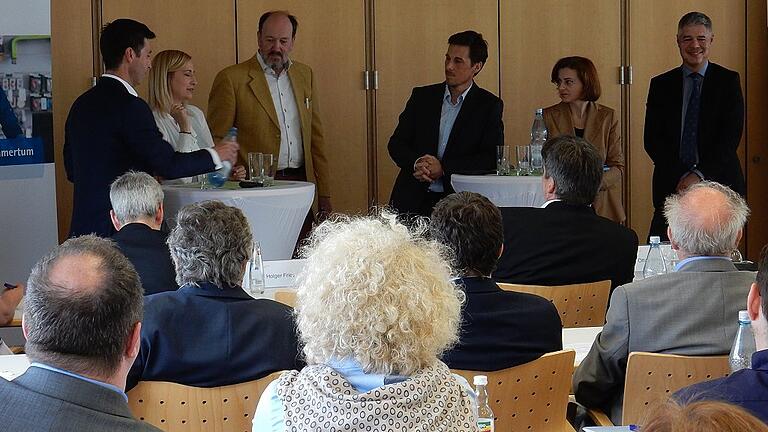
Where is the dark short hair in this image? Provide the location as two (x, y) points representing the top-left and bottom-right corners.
(259, 10), (299, 38)
(24, 235), (143, 377)
(678, 11), (713, 32)
(542, 135), (603, 205)
(758, 245), (768, 319)
(551, 56), (602, 102)
(448, 30), (488, 66)
(100, 18), (155, 71)
(430, 192), (502, 276)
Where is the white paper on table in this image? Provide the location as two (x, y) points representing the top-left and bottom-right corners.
(0, 354), (30, 380)
(563, 326), (602, 365)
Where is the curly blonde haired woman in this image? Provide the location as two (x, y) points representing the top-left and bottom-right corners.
(252, 212), (477, 431)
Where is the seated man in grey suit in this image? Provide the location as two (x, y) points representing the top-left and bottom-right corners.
(0, 235), (160, 431)
(110, 171), (177, 295)
(573, 181), (754, 425)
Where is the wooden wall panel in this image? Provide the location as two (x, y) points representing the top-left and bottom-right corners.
(236, 0), (369, 214)
(373, 0), (500, 205)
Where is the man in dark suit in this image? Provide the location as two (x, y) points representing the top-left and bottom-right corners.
(64, 18), (238, 238)
(644, 11), (744, 240)
(388, 30), (503, 217)
(109, 171), (177, 295)
(494, 135), (638, 291)
(127, 201), (302, 390)
(430, 191), (562, 371)
(0, 235), (160, 431)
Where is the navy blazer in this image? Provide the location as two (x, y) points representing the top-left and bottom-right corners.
(387, 82), (503, 215)
(442, 277), (562, 371)
(127, 282), (303, 390)
(64, 77), (215, 237)
(644, 62), (745, 208)
(111, 223), (177, 296)
(494, 202), (638, 291)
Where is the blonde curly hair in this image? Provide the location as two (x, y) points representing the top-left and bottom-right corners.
(295, 212), (463, 376)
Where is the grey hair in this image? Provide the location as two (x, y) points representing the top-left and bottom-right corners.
(167, 200), (251, 288)
(678, 11), (713, 32)
(109, 170), (164, 223)
(542, 135), (603, 205)
(664, 181), (749, 256)
(24, 235), (143, 377)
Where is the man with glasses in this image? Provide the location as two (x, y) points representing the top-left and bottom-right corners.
(644, 11), (745, 240)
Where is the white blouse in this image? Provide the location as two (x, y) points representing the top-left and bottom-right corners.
(153, 104), (215, 184)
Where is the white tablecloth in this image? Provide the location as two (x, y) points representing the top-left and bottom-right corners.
(162, 181), (315, 260)
(563, 326), (602, 366)
(451, 174), (545, 207)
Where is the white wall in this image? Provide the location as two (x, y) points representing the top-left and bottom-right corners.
(0, 0), (51, 34)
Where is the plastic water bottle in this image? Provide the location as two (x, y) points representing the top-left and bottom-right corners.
(642, 236), (667, 278)
(530, 108), (547, 175)
(474, 375), (495, 432)
(729, 310), (756, 372)
(246, 241), (265, 298)
(207, 127), (236, 187)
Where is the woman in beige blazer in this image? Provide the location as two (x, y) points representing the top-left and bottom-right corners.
(543, 56), (625, 223)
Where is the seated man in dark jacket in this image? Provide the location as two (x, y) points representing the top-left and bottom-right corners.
(430, 191), (562, 370)
(109, 171), (177, 295)
(126, 200), (303, 390)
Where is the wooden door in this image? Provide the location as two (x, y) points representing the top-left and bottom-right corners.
(500, 1), (622, 149)
(628, 1), (746, 241)
(100, 0), (237, 113)
(373, 0), (500, 205)
(236, 1), (369, 214)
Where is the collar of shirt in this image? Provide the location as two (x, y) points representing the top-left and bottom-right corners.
(675, 255), (732, 271)
(101, 74), (138, 97)
(443, 81), (473, 106)
(326, 357), (409, 393)
(540, 199), (562, 208)
(682, 60), (709, 78)
(29, 362), (128, 402)
(256, 51), (292, 76)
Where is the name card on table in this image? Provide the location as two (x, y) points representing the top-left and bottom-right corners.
(264, 259), (306, 288)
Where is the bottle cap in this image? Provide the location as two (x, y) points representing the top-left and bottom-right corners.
(739, 310), (750, 322)
(649, 236), (661, 245)
(473, 375), (488, 385)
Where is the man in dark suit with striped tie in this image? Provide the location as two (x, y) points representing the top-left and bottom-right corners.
(644, 11), (745, 240)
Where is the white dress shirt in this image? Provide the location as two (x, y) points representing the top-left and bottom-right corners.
(256, 53), (303, 170)
(153, 104), (215, 184)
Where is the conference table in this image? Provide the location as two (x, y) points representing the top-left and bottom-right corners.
(451, 174), (545, 208)
(162, 180), (315, 261)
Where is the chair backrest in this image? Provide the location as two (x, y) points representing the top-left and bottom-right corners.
(274, 290), (296, 308)
(498, 280), (611, 328)
(454, 349), (576, 432)
(127, 371), (283, 432)
(622, 352), (730, 425)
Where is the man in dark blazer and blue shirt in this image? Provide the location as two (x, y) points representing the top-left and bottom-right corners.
(64, 19), (238, 238)
(388, 30), (503, 217)
(431, 191), (562, 371)
(644, 11), (745, 240)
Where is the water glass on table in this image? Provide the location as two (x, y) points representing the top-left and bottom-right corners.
(496, 145), (511, 175)
(516, 145), (531, 176)
(248, 152), (261, 181)
(260, 153), (275, 186)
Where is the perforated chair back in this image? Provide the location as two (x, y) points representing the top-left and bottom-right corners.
(454, 349), (576, 432)
(621, 352), (730, 425)
(498, 280), (611, 327)
(127, 371), (283, 431)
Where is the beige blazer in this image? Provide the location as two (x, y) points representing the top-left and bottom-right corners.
(543, 101), (625, 223)
(207, 55), (331, 200)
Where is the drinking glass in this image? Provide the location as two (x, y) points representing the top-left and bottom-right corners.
(260, 153), (275, 186)
(496, 145), (510, 175)
(516, 145), (531, 176)
(248, 152), (261, 181)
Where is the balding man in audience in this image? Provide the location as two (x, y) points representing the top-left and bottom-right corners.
(110, 171), (177, 295)
(573, 181), (755, 425)
(494, 135), (638, 290)
(0, 235), (160, 431)
(430, 191), (562, 371)
(126, 201), (302, 390)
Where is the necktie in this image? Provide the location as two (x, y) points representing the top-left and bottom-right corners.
(680, 73), (702, 169)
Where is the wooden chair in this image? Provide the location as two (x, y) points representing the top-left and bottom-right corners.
(273, 290), (296, 307)
(583, 352), (730, 427)
(498, 280), (611, 328)
(127, 371), (283, 432)
(454, 349), (576, 432)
